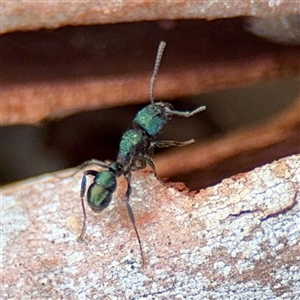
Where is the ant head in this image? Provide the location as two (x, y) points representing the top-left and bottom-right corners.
(133, 101), (174, 138)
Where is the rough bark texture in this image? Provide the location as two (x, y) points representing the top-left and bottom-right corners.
(1, 0), (300, 34)
(1, 155), (299, 299)
(1, 3), (300, 297)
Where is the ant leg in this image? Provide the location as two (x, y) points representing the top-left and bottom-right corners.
(75, 159), (109, 175)
(124, 172), (145, 265)
(78, 170), (98, 241)
(80, 159), (109, 169)
(145, 157), (166, 185)
(130, 157), (147, 172)
(58, 159), (109, 179)
(149, 140), (195, 184)
(165, 105), (206, 118)
(124, 172), (132, 203)
(154, 139), (195, 148)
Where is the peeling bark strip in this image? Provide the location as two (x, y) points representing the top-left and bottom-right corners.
(1, 155), (300, 299)
(1, 0), (299, 33)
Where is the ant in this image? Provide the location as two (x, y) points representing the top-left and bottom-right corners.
(79, 41), (206, 264)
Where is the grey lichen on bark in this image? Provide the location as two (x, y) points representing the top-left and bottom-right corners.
(1, 155), (299, 299)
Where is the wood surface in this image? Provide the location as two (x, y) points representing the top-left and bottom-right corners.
(2, 154), (299, 299)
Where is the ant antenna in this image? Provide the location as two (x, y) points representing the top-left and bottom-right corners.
(150, 41), (167, 105)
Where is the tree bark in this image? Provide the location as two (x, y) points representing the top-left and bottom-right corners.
(1, 154), (299, 299)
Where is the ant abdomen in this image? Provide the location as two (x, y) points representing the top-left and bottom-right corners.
(87, 170), (117, 213)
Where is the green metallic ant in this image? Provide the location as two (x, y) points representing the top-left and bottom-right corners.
(79, 41), (206, 264)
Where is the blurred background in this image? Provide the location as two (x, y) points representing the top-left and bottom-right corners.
(1, 18), (299, 189)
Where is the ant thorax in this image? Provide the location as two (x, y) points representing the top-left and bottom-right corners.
(116, 129), (151, 167)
